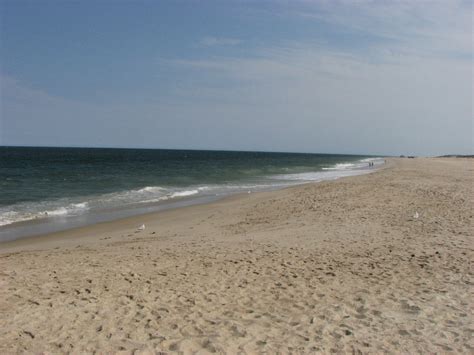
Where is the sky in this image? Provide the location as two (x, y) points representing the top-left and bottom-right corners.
(0, 0), (472, 156)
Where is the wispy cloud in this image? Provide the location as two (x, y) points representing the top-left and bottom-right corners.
(2, 1), (472, 154)
(292, 0), (472, 60)
(159, 0), (472, 155)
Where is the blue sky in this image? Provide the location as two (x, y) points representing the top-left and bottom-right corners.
(1, 0), (472, 155)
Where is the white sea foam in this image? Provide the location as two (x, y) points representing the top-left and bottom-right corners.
(137, 186), (165, 193)
(273, 169), (366, 182)
(0, 201), (90, 227)
(44, 207), (68, 216)
(322, 163), (357, 170)
(170, 190), (199, 198)
(0, 211), (23, 227)
(273, 157), (385, 182)
(0, 158), (385, 228)
(322, 157), (384, 171)
(91, 186), (168, 207)
(71, 202), (89, 209)
(44, 202), (89, 216)
(0, 186), (204, 227)
(141, 196), (171, 203)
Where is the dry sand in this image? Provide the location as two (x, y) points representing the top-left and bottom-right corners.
(0, 158), (473, 354)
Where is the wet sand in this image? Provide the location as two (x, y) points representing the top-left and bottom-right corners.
(0, 158), (472, 353)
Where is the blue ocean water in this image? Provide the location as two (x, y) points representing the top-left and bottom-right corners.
(0, 147), (384, 240)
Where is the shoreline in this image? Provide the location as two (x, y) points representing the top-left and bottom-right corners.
(0, 160), (387, 249)
(1, 157), (472, 353)
(1, 149), (382, 241)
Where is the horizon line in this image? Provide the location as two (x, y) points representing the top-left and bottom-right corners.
(0, 144), (389, 157)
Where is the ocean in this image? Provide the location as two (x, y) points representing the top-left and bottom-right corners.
(0, 147), (384, 241)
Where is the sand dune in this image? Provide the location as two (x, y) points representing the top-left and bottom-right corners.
(1, 158), (473, 353)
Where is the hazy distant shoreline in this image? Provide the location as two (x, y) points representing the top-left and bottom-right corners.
(437, 154), (474, 158)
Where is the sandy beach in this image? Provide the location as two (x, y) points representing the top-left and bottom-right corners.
(0, 157), (472, 353)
